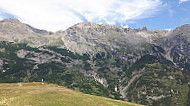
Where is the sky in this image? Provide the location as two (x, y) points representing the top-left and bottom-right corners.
(0, 0), (189, 32)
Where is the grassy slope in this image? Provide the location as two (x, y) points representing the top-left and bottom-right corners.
(0, 82), (142, 106)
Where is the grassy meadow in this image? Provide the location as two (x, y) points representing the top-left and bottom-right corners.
(0, 82), (143, 106)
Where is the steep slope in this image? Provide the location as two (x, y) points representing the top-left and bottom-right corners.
(120, 62), (190, 106)
(163, 24), (190, 71)
(0, 82), (142, 106)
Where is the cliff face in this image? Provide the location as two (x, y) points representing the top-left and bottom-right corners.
(0, 19), (190, 106)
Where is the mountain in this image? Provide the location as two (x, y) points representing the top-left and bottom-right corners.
(0, 19), (190, 106)
(57, 21), (170, 54)
(0, 19), (62, 47)
(0, 82), (142, 106)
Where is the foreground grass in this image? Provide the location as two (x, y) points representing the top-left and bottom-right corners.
(0, 82), (142, 106)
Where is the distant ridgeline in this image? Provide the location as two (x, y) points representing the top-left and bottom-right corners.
(0, 19), (190, 106)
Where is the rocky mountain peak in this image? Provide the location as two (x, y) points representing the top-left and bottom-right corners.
(168, 24), (190, 40)
(142, 26), (148, 31)
(0, 18), (21, 24)
(180, 24), (190, 28)
(0, 18), (50, 34)
(0, 19), (51, 45)
(70, 21), (124, 31)
(175, 24), (190, 31)
(75, 21), (97, 27)
(0, 18), (26, 29)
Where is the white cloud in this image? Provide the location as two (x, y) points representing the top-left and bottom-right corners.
(179, 0), (189, 4)
(0, 0), (164, 32)
(124, 25), (129, 28)
(165, 29), (172, 31)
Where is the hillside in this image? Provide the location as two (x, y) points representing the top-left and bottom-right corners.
(0, 19), (190, 105)
(0, 82), (142, 106)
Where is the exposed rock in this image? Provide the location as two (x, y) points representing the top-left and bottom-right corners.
(93, 76), (108, 87)
(0, 19), (52, 47)
(0, 48), (5, 52)
(0, 60), (3, 70)
(57, 22), (171, 54)
(17, 49), (29, 58)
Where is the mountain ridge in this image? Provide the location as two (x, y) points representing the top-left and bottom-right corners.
(0, 18), (190, 106)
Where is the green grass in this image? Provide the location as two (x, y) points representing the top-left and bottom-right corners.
(0, 82), (143, 106)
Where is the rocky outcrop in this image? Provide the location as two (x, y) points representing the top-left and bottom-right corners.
(0, 60), (3, 70)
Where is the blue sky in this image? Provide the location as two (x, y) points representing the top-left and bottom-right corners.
(0, 0), (189, 31)
(129, 0), (190, 30)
